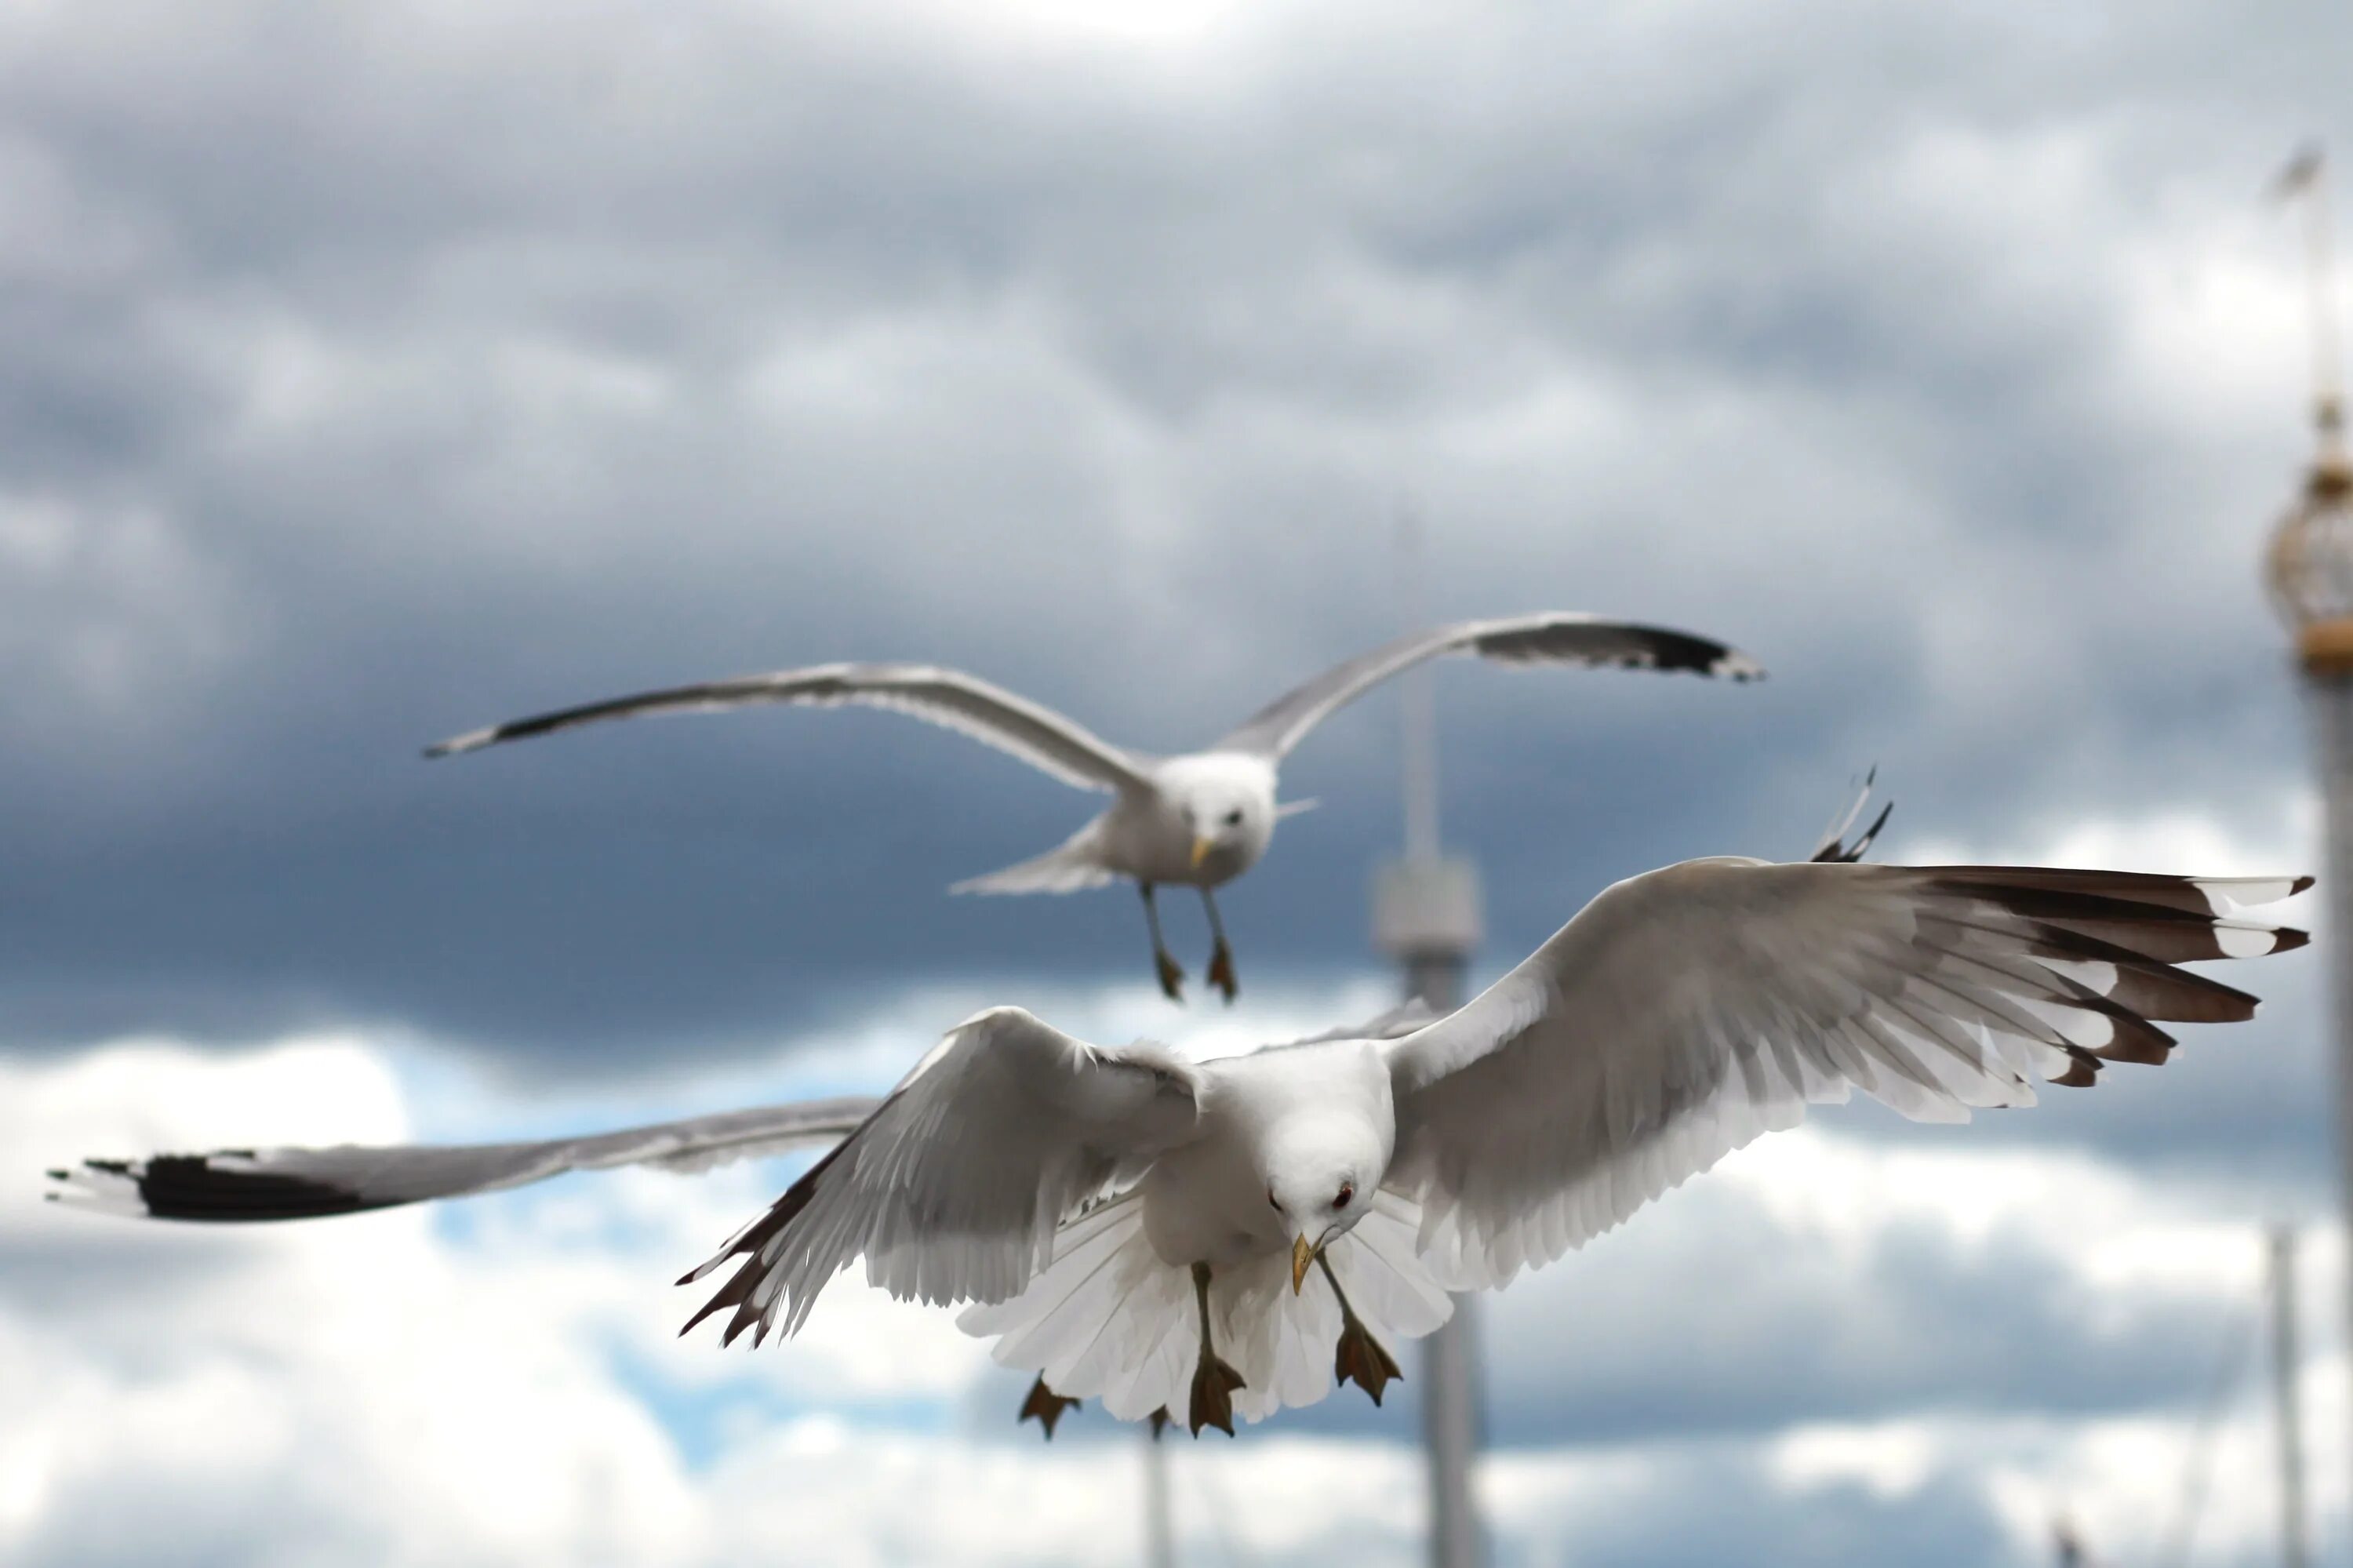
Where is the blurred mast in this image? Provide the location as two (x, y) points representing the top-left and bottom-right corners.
(2262, 141), (2353, 1542)
(1143, 1430), (1174, 1568)
(2267, 1226), (2310, 1568)
(1373, 503), (1487, 1568)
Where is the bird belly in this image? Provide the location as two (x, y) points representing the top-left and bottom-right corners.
(1097, 796), (1249, 887)
(1136, 1144), (1282, 1268)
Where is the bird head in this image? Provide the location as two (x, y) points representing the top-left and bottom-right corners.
(1263, 1119), (1382, 1293)
(1169, 758), (1278, 874)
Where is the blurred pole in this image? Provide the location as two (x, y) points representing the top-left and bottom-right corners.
(2267, 1227), (2310, 1568)
(1142, 1429), (1174, 1568)
(2264, 143), (2353, 1546)
(1375, 502), (1486, 1568)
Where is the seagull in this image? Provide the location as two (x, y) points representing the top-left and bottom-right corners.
(59, 803), (2304, 1436)
(422, 613), (1763, 1002)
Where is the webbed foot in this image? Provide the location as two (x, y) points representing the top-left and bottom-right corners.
(1187, 1352), (1246, 1437)
(1206, 940), (1238, 1004)
(1334, 1319), (1403, 1406)
(1018, 1375), (1080, 1439)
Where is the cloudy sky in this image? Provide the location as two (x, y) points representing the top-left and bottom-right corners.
(5, 0), (2351, 1562)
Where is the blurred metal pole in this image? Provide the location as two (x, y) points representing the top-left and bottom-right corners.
(1142, 1428), (1175, 1568)
(2264, 143), (2353, 1541)
(2267, 1226), (2310, 1568)
(1376, 506), (1486, 1568)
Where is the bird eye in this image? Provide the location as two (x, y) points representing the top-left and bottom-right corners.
(1333, 1183), (1354, 1210)
(1224, 809), (1243, 826)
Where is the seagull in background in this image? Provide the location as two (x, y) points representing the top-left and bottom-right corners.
(424, 613), (1763, 1002)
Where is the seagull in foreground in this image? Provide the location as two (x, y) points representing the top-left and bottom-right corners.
(423, 613), (1762, 1002)
(52, 801), (2307, 1438)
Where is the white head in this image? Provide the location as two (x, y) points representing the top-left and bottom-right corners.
(1163, 753), (1279, 876)
(1261, 1112), (1385, 1293)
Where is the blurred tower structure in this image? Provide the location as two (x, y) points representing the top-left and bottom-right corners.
(2264, 140), (2352, 1531)
(2268, 1225), (2311, 1568)
(1373, 511), (1487, 1568)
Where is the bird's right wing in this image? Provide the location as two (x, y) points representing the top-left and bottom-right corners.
(1279, 998), (1445, 1045)
(46, 1096), (882, 1222)
(680, 1007), (1205, 1345)
(1381, 858), (2308, 1291)
(426, 663), (1156, 794)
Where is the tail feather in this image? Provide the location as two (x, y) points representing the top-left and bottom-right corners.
(961, 1188), (1453, 1427)
(949, 820), (1118, 896)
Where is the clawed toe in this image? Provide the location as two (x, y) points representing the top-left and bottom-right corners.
(1206, 943), (1238, 1004)
(1018, 1375), (1081, 1439)
(1155, 951), (1187, 1002)
(1188, 1353), (1246, 1437)
(1334, 1319), (1402, 1407)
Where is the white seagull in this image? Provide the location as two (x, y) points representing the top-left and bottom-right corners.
(423, 613), (1763, 1002)
(53, 815), (2308, 1438)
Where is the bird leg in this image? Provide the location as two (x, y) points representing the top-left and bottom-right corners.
(1147, 1406), (1172, 1441)
(1317, 1252), (1402, 1407)
(1187, 1261), (1246, 1437)
(1140, 883), (1185, 1002)
(1200, 888), (1238, 1004)
(1017, 1374), (1081, 1440)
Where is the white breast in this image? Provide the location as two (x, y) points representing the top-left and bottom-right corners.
(1137, 1041), (1394, 1267)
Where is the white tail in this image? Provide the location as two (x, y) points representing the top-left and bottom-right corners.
(948, 818), (1117, 896)
(960, 1188), (1453, 1425)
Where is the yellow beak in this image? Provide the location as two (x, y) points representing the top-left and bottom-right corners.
(1291, 1233), (1315, 1294)
(1191, 835), (1215, 870)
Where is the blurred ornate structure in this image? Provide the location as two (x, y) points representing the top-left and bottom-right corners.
(2264, 141), (2344, 1555)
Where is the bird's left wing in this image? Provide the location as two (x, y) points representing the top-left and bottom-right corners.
(1381, 858), (2307, 1290)
(45, 1096), (882, 1222)
(1211, 613), (1763, 761)
(680, 1007), (1203, 1345)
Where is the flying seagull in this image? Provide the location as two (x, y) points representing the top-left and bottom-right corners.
(667, 857), (2304, 1436)
(46, 813), (2308, 1437)
(422, 613), (1763, 1002)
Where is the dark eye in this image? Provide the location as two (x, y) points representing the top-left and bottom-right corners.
(1333, 1183), (1354, 1210)
(1224, 809), (1242, 826)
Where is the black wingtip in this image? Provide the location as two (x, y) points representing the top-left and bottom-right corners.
(2276, 926), (2311, 955)
(2293, 875), (2318, 896)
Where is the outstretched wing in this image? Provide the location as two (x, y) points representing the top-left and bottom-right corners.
(1382, 859), (2308, 1290)
(1278, 997), (1445, 1046)
(46, 1096), (882, 1222)
(680, 1007), (1204, 1345)
(427, 663), (1155, 793)
(1212, 613), (1763, 761)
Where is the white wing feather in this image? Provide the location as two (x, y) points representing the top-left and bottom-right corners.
(427, 662), (1155, 793)
(1213, 613), (1762, 760)
(682, 1007), (1205, 1344)
(1384, 858), (2307, 1290)
(46, 1097), (882, 1221)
